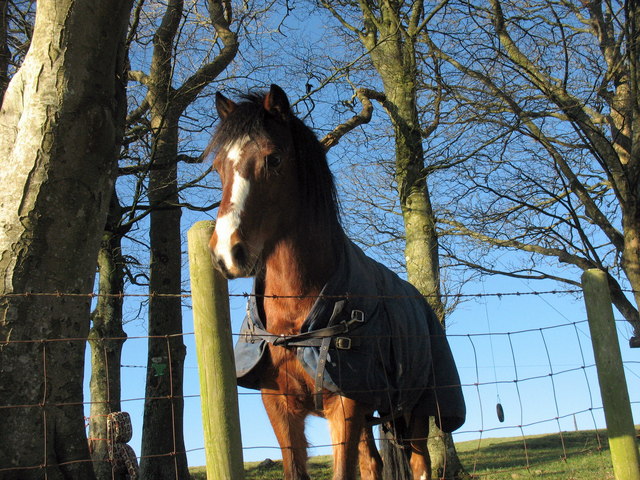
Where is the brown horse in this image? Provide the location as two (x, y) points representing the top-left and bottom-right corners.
(207, 84), (465, 480)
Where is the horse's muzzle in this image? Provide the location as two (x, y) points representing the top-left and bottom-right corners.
(210, 242), (252, 279)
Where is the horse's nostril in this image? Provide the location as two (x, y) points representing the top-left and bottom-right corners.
(209, 250), (228, 275)
(231, 243), (247, 267)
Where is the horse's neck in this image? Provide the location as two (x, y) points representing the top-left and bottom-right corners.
(261, 235), (339, 335)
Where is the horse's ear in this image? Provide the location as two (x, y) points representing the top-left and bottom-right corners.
(263, 84), (290, 121)
(216, 92), (237, 120)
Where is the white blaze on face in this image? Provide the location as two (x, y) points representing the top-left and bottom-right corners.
(213, 137), (251, 271)
(226, 137), (247, 166)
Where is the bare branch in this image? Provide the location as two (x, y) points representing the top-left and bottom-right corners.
(439, 217), (598, 271)
(320, 88), (386, 150)
(128, 70), (151, 86)
(172, 0), (239, 113)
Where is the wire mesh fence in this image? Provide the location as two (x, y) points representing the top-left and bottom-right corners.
(1, 288), (638, 478)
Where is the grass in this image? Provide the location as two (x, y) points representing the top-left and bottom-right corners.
(454, 429), (617, 479)
(190, 428), (633, 479)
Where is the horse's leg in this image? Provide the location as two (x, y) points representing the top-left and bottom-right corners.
(406, 413), (431, 480)
(358, 424), (382, 480)
(324, 395), (366, 480)
(262, 389), (310, 480)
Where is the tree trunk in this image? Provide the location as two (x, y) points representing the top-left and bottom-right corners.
(88, 190), (128, 480)
(622, 207), (640, 339)
(137, 2), (237, 476)
(0, 0), (132, 478)
(387, 81), (467, 480)
(369, 30), (466, 480)
(139, 114), (189, 480)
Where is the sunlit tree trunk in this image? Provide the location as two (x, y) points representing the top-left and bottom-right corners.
(0, 0), (133, 478)
(369, 39), (465, 480)
(138, 1), (238, 478)
(89, 190), (128, 480)
(318, 0), (466, 475)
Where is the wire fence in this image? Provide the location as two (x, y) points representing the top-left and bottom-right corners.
(1, 288), (638, 479)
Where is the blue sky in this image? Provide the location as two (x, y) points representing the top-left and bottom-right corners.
(87, 257), (640, 468)
(78, 2), (640, 470)
(85, 76), (640, 473)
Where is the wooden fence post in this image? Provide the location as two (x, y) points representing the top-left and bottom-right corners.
(188, 221), (244, 479)
(582, 269), (640, 480)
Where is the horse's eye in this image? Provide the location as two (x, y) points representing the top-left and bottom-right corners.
(265, 154), (282, 169)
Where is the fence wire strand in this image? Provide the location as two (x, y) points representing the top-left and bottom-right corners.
(0, 289), (635, 479)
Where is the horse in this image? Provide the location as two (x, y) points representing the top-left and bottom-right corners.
(206, 84), (465, 480)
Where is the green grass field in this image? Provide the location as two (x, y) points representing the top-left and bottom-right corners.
(190, 428), (633, 479)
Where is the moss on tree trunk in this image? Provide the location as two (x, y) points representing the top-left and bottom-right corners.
(89, 195), (128, 480)
(367, 22), (467, 480)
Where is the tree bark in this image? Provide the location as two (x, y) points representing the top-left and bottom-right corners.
(324, 0), (466, 475)
(136, 2), (238, 477)
(0, 0), (133, 478)
(88, 190), (128, 480)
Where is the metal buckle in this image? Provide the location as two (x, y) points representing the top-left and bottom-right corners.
(246, 322), (256, 344)
(351, 310), (365, 323)
(335, 337), (352, 350)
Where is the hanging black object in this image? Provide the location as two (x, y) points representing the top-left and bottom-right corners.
(496, 402), (505, 423)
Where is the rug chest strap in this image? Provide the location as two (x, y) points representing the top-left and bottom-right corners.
(315, 337), (332, 410)
(244, 301), (365, 411)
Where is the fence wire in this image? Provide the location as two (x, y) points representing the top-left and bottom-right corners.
(0, 289), (636, 479)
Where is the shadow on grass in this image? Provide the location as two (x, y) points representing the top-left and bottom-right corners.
(242, 456), (333, 480)
(191, 429), (635, 480)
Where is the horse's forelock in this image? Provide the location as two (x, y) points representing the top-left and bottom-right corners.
(210, 96), (267, 151)
(208, 91), (341, 228)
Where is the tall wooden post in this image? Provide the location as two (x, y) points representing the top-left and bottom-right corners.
(188, 221), (244, 479)
(582, 269), (640, 480)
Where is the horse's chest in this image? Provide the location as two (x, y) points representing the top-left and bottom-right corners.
(262, 344), (317, 410)
(263, 297), (313, 336)
(260, 296), (328, 409)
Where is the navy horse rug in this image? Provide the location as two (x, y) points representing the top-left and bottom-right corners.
(234, 239), (466, 432)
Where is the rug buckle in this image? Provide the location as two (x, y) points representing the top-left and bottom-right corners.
(334, 337), (352, 350)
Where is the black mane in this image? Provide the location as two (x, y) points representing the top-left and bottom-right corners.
(208, 91), (342, 235)
(210, 92), (269, 150)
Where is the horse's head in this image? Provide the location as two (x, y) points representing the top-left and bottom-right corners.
(208, 84), (301, 279)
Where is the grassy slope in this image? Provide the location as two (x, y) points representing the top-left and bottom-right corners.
(190, 429), (634, 479)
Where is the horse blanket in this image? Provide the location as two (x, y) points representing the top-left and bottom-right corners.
(234, 240), (466, 432)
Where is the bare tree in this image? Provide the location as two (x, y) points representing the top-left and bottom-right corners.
(0, 0), (133, 478)
(0, 0), (35, 98)
(88, 187), (139, 480)
(123, 1), (239, 477)
(424, 0), (640, 340)
(0, 0), (8, 96)
(86, 2), (304, 477)
(315, 1), (467, 477)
